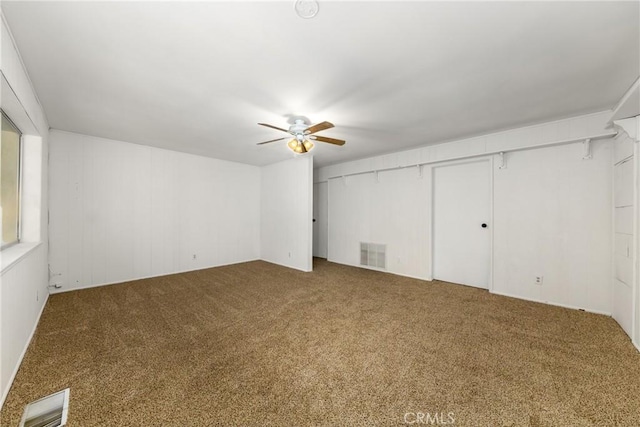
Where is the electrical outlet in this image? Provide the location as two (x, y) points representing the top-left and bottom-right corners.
(288, 252), (291, 258)
(192, 254), (197, 260)
(535, 276), (543, 285)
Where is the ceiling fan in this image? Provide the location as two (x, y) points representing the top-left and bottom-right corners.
(256, 118), (346, 153)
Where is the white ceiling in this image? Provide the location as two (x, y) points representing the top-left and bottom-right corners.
(2, 1), (639, 167)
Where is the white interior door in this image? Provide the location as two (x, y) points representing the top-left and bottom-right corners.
(433, 160), (491, 289)
(313, 182), (328, 258)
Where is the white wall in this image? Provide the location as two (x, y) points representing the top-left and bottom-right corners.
(635, 120), (640, 350)
(261, 156), (313, 272)
(0, 15), (49, 407)
(634, 119), (640, 351)
(492, 141), (612, 314)
(1, 246), (47, 402)
(316, 111), (615, 182)
(318, 111), (615, 314)
(329, 168), (430, 279)
(48, 130), (261, 291)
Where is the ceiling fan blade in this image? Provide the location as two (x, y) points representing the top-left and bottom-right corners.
(258, 123), (291, 133)
(256, 137), (287, 145)
(306, 121), (334, 134)
(310, 135), (346, 146)
(301, 142), (308, 153)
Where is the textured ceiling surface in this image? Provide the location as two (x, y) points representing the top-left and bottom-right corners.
(3, 1), (639, 167)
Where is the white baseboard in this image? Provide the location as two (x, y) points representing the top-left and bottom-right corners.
(260, 259), (312, 273)
(50, 258), (261, 294)
(490, 290), (611, 316)
(387, 270), (431, 282)
(325, 258), (430, 282)
(0, 292), (49, 409)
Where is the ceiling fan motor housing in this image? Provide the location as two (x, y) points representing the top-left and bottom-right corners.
(290, 119), (309, 134)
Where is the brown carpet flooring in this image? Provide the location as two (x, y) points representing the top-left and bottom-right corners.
(1, 259), (639, 426)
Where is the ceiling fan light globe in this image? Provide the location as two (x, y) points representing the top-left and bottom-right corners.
(303, 141), (314, 151)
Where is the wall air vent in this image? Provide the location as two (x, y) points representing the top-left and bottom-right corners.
(360, 242), (386, 269)
(19, 388), (69, 427)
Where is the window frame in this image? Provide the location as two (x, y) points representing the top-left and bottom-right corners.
(1, 109), (23, 250)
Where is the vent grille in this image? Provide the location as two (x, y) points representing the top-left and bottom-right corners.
(360, 243), (386, 269)
(20, 388), (69, 427)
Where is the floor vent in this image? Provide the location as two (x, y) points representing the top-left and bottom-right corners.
(360, 242), (386, 269)
(20, 388), (69, 427)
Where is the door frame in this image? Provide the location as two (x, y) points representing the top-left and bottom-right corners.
(313, 181), (329, 259)
(430, 156), (494, 291)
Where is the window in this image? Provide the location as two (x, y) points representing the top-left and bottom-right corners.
(1, 110), (22, 248)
